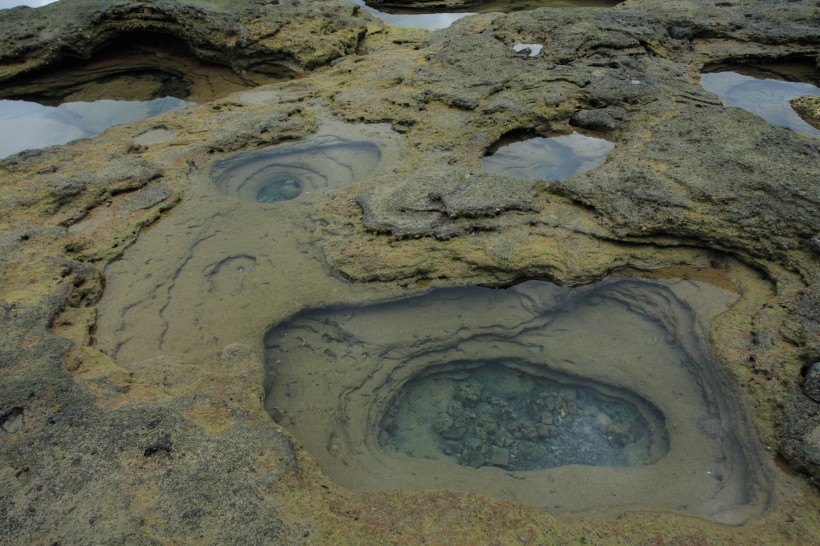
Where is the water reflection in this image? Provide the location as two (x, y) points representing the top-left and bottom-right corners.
(349, 0), (472, 30)
(700, 71), (820, 137)
(0, 0), (57, 7)
(0, 97), (191, 158)
(481, 132), (615, 180)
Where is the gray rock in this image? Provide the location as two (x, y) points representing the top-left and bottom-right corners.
(122, 183), (173, 215)
(570, 108), (624, 132)
(489, 447), (510, 467)
(357, 165), (538, 239)
(667, 26), (693, 40)
(804, 363), (820, 403)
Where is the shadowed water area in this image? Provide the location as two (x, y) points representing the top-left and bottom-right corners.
(263, 277), (772, 522)
(701, 68), (820, 137)
(0, 33), (288, 105)
(0, 30), (286, 157)
(481, 132), (615, 180)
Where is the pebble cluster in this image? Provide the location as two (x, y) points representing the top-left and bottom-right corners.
(385, 367), (655, 471)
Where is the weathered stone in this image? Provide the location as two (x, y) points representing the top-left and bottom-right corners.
(804, 363), (820, 403)
(667, 25), (693, 40)
(1, 0), (820, 543)
(791, 95), (820, 131)
(570, 108), (624, 131)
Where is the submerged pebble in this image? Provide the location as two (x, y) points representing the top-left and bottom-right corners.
(256, 178), (302, 203)
(384, 365), (661, 470)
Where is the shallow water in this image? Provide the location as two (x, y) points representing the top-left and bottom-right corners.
(0, 97), (191, 158)
(210, 137), (384, 203)
(94, 115), (402, 365)
(700, 71), (820, 137)
(263, 277), (772, 522)
(385, 364), (667, 470)
(481, 131), (615, 180)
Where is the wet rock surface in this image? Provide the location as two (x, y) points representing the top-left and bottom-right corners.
(0, 0), (819, 543)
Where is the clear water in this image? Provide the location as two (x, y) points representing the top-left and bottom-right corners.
(700, 71), (820, 137)
(209, 136), (385, 204)
(383, 363), (666, 470)
(481, 132), (615, 180)
(262, 277), (771, 522)
(0, 97), (191, 159)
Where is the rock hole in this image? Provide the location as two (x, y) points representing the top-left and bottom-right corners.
(481, 130), (615, 180)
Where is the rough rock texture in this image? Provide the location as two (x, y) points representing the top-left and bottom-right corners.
(1, 0), (820, 543)
(792, 95), (820, 130)
(356, 165), (538, 239)
(0, 0), (368, 88)
(806, 363), (820, 403)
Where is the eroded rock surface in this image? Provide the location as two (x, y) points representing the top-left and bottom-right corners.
(1, 0), (819, 543)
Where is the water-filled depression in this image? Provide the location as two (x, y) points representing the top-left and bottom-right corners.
(0, 97), (191, 158)
(95, 116), (402, 365)
(700, 64), (820, 137)
(481, 131), (615, 180)
(210, 136), (384, 203)
(264, 277), (772, 522)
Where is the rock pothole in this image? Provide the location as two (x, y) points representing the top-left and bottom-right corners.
(210, 135), (386, 204)
(481, 130), (615, 180)
(381, 362), (668, 471)
(263, 276), (773, 522)
(700, 59), (820, 137)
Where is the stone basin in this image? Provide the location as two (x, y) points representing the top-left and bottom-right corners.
(263, 277), (772, 523)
